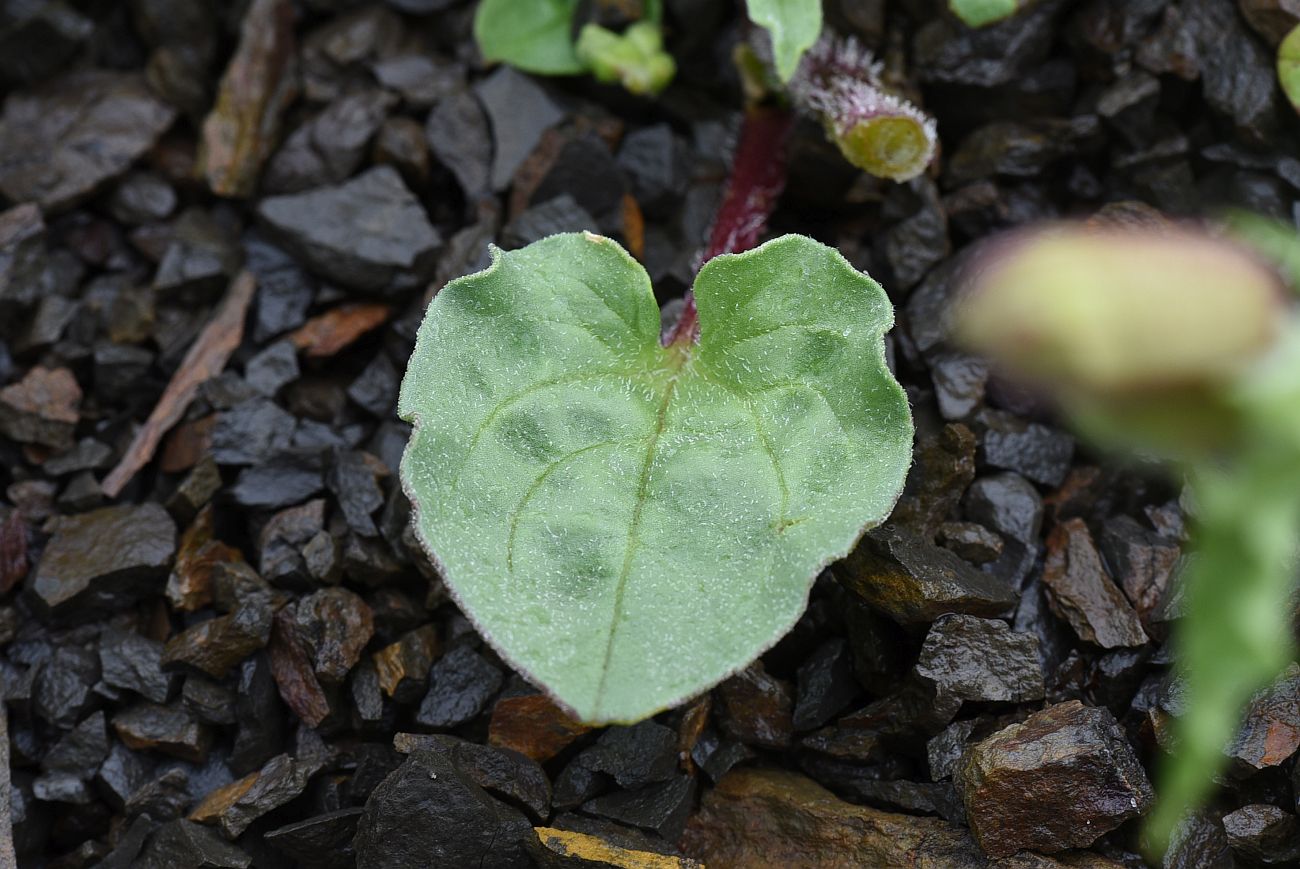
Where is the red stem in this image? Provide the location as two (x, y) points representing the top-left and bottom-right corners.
(666, 106), (795, 347)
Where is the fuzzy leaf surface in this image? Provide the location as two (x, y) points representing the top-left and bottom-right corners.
(399, 233), (911, 723)
(747, 0), (822, 82)
(474, 0), (585, 74)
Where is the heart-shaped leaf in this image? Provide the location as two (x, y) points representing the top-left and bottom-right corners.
(399, 233), (912, 723)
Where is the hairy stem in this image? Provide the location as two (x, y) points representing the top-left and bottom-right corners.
(666, 106), (794, 347)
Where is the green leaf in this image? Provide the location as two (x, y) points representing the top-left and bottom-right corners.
(1145, 445), (1300, 855)
(746, 0), (822, 82)
(474, 0), (585, 75)
(1279, 23), (1300, 115)
(948, 0), (1023, 28)
(399, 233), (912, 724)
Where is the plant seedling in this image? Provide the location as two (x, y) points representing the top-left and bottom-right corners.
(399, 233), (912, 723)
(954, 219), (1300, 856)
(948, 0), (1029, 28)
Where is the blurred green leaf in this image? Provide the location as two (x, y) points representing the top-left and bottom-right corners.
(747, 0), (822, 82)
(474, 0), (585, 75)
(1146, 443), (1300, 854)
(1223, 210), (1300, 294)
(1278, 24), (1300, 115)
(948, 0), (1024, 27)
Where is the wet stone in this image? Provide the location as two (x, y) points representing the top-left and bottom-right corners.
(415, 643), (504, 729)
(882, 177), (950, 291)
(269, 607), (332, 728)
(0, 365), (80, 450)
(347, 352), (399, 418)
(0, 70), (176, 212)
(475, 66), (563, 191)
(353, 748), (533, 869)
(1042, 519), (1149, 649)
(977, 410), (1075, 488)
(139, 819), (251, 869)
(265, 808), (363, 869)
(1228, 662), (1300, 771)
(502, 195), (598, 250)
(0, 202), (46, 305)
(915, 615), (1044, 705)
(426, 87), (492, 198)
(42, 710), (109, 781)
(265, 89), (397, 194)
(1239, 0), (1300, 45)
(371, 54), (460, 107)
(488, 693), (593, 762)
(957, 700), (1153, 857)
(583, 774), (696, 841)
(841, 525), (1017, 625)
(717, 661), (795, 749)
(257, 166), (441, 294)
(618, 124), (690, 215)
(0, 0), (93, 87)
(529, 827), (702, 868)
(244, 340), (299, 397)
(531, 135), (627, 221)
(372, 625), (440, 703)
(213, 753), (318, 839)
(937, 521), (1004, 565)
(928, 719), (979, 781)
(30, 503), (175, 619)
(947, 117), (1104, 186)
(1186, 0), (1279, 143)
(232, 654), (286, 775)
(127, 766), (192, 821)
(229, 450), (328, 510)
(100, 625), (176, 704)
(373, 116), (430, 184)
(259, 498), (328, 587)
(964, 472), (1043, 547)
(327, 449), (384, 537)
(1223, 804), (1300, 864)
(683, 767), (994, 867)
(110, 172), (177, 225)
(245, 234), (317, 343)
(395, 733), (552, 821)
(210, 398), (296, 466)
(793, 639), (860, 732)
(113, 702), (213, 762)
(44, 438), (112, 477)
(162, 594), (274, 679)
(1099, 515), (1180, 621)
(182, 675), (237, 726)
(292, 586), (374, 686)
(930, 353), (988, 421)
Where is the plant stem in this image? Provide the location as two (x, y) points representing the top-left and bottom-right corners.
(666, 105), (794, 347)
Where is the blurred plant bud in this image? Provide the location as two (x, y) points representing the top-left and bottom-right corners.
(954, 224), (1289, 455)
(955, 224), (1285, 395)
(575, 21), (676, 95)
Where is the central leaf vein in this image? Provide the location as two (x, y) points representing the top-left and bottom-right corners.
(592, 375), (679, 713)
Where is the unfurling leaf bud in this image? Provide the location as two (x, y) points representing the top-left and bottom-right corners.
(787, 36), (937, 182)
(575, 21), (676, 96)
(955, 224), (1285, 396)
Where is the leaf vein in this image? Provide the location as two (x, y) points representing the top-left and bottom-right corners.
(592, 377), (678, 714)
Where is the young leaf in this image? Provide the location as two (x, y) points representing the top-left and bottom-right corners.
(1279, 23), (1300, 115)
(399, 233), (912, 724)
(747, 0), (823, 82)
(575, 21), (677, 95)
(474, 0), (585, 75)
(948, 0), (1024, 28)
